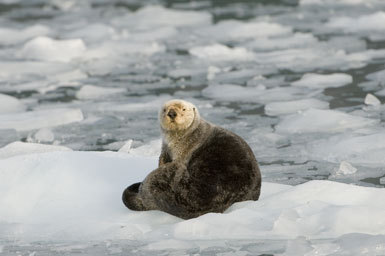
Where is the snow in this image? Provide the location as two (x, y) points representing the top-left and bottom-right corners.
(265, 99), (329, 116)
(291, 73), (353, 89)
(0, 108), (84, 131)
(189, 44), (255, 62)
(275, 109), (378, 134)
(0, 93), (26, 114)
(19, 36), (86, 63)
(1, 150), (385, 244)
(76, 85), (126, 100)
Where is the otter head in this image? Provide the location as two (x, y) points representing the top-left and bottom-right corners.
(159, 99), (199, 132)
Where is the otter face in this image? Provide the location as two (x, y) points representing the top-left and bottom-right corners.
(159, 99), (196, 132)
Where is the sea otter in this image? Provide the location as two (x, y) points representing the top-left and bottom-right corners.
(122, 99), (261, 219)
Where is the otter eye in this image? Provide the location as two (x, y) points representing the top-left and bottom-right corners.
(183, 108), (186, 111)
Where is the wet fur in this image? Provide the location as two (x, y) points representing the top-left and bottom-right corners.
(122, 100), (261, 219)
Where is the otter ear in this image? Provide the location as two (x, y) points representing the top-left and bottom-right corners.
(193, 107), (195, 111)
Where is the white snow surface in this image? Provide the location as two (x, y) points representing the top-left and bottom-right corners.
(0, 150), (385, 243)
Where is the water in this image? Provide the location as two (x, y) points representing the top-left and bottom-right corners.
(1, 0), (385, 254)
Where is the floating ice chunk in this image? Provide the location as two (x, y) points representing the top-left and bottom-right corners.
(326, 12), (385, 32)
(84, 41), (165, 59)
(0, 61), (72, 82)
(196, 20), (292, 41)
(375, 88), (385, 96)
(64, 23), (115, 43)
(337, 161), (358, 175)
(118, 140), (133, 153)
(300, 0), (379, 5)
(20, 36), (86, 63)
(0, 94), (25, 114)
(126, 26), (177, 42)
(0, 25), (51, 45)
(0, 108), (84, 131)
(366, 69), (385, 86)
(34, 128), (55, 143)
(76, 85), (126, 100)
(189, 44), (255, 62)
(275, 109), (378, 134)
(265, 99), (329, 116)
(244, 33), (317, 51)
(364, 93), (381, 106)
(202, 84), (308, 104)
(111, 5), (211, 29)
(0, 141), (71, 159)
(291, 73), (352, 89)
(380, 177), (385, 185)
(307, 132), (385, 166)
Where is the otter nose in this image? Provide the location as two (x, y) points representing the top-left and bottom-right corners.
(167, 109), (177, 119)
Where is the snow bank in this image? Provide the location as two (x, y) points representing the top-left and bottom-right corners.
(0, 93), (25, 114)
(20, 36), (86, 63)
(0, 25), (51, 46)
(326, 12), (385, 32)
(1, 151), (385, 242)
(189, 44), (255, 62)
(275, 109), (378, 134)
(265, 99), (329, 116)
(291, 73), (352, 89)
(0, 108), (84, 131)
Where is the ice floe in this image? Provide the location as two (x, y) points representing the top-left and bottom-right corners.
(275, 109), (378, 134)
(326, 11), (385, 33)
(0, 93), (26, 114)
(0, 108), (84, 131)
(0, 151), (385, 242)
(291, 73), (352, 89)
(364, 93), (381, 106)
(76, 85), (126, 100)
(265, 99), (329, 116)
(19, 36), (86, 63)
(0, 25), (51, 46)
(189, 44), (255, 62)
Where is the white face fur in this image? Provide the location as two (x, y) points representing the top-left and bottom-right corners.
(159, 99), (197, 132)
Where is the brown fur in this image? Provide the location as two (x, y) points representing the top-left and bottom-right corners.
(122, 99), (261, 219)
